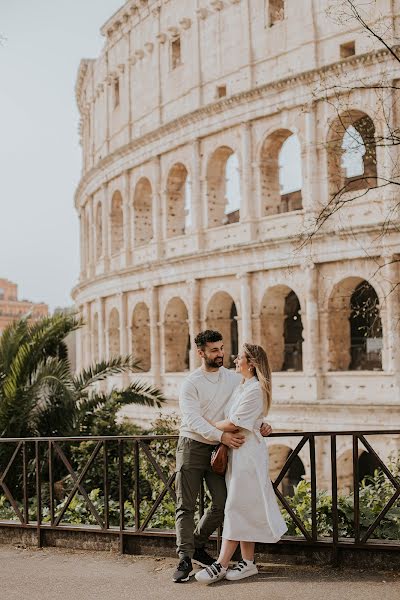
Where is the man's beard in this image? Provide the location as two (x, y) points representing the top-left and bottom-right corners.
(204, 355), (223, 369)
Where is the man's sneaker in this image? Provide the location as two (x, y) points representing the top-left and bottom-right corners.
(225, 559), (258, 581)
(195, 561), (227, 584)
(193, 546), (215, 567)
(172, 557), (194, 583)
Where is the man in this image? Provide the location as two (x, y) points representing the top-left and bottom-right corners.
(173, 330), (272, 583)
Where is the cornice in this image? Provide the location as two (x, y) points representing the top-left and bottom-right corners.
(74, 45), (396, 206)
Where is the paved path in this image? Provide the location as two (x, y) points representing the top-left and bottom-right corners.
(1, 545), (400, 600)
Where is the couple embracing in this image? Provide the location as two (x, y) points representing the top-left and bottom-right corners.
(173, 330), (287, 585)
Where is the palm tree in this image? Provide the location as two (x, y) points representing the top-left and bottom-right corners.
(0, 312), (165, 439)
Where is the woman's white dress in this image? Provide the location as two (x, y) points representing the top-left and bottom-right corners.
(222, 377), (287, 543)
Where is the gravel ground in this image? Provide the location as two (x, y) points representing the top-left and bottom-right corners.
(1, 545), (399, 600)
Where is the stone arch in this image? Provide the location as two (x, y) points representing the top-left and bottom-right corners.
(269, 444), (306, 497)
(95, 203), (103, 260)
(260, 129), (303, 216)
(164, 297), (190, 372)
(110, 191), (124, 255)
(205, 291), (239, 368)
(337, 447), (381, 494)
(133, 178), (153, 246)
(108, 307), (120, 357)
(166, 163), (189, 238)
(260, 285), (304, 372)
(327, 110), (377, 195)
(131, 302), (151, 372)
(328, 277), (382, 371)
(92, 312), (99, 362)
(206, 146), (241, 228)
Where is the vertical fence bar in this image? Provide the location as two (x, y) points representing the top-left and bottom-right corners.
(103, 440), (109, 530)
(330, 434), (339, 564)
(118, 439), (124, 554)
(22, 441), (28, 525)
(48, 441), (54, 526)
(309, 435), (317, 541)
(353, 435), (360, 544)
(35, 441), (42, 547)
(134, 440), (140, 531)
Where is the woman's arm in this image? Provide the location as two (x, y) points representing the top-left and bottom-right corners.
(213, 419), (239, 432)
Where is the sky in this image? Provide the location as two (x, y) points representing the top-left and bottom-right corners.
(0, 0), (123, 310)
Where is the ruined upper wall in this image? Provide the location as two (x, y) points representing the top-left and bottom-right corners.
(75, 0), (400, 175)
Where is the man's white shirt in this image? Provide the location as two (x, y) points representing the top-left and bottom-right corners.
(178, 367), (242, 445)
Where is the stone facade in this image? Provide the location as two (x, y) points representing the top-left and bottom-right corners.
(73, 0), (400, 491)
(0, 279), (48, 334)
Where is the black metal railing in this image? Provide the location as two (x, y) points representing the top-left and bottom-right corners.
(0, 431), (400, 553)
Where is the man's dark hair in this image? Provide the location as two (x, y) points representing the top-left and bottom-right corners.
(195, 330), (223, 350)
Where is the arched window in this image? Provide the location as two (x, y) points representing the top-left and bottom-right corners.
(110, 191), (124, 255)
(328, 278), (382, 371)
(206, 291), (238, 368)
(269, 445), (305, 498)
(166, 164), (190, 238)
(260, 130), (303, 216)
(108, 308), (120, 357)
(328, 111), (377, 194)
(131, 303), (151, 371)
(95, 203), (103, 260)
(164, 298), (190, 372)
(260, 285), (303, 372)
(133, 178), (153, 246)
(207, 147), (241, 228)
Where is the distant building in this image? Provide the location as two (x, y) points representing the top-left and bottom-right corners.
(0, 279), (48, 334)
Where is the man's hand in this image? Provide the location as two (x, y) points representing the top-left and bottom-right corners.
(221, 431), (245, 449)
(260, 422), (272, 437)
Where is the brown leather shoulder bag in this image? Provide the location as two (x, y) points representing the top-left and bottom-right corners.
(210, 443), (228, 475)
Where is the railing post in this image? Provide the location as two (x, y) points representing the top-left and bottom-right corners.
(118, 439), (124, 554)
(22, 441), (28, 525)
(134, 440), (140, 531)
(330, 434), (339, 565)
(35, 440), (42, 548)
(48, 441), (54, 526)
(103, 440), (109, 530)
(309, 435), (317, 541)
(352, 435), (360, 544)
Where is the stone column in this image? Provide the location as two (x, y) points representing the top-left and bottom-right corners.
(119, 292), (129, 357)
(152, 5), (163, 126)
(194, 1), (204, 107)
(104, 305), (110, 362)
(79, 211), (85, 280)
(382, 257), (400, 374)
(149, 286), (161, 386)
(190, 139), (204, 250)
(301, 104), (320, 215)
(88, 197), (95, 278)
(101, 182), (110, 271)
(98, 297), (106, 361)
(240, 121), (253, 223)
(188, 279), (201, 370)
(302, 263), (320, 375)
(152, 156), (163, 259)
(241, 0), (253, 88)
(239, 272), (252, 346)
(76, 304), (83, 371)
(122, 171), (132, 268)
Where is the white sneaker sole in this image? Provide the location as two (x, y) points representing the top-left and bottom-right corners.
(225, 567), (258, 581)
(195, 573), (226, 585)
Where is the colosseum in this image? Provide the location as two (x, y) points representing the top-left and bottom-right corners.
(73, 0), (400, 491)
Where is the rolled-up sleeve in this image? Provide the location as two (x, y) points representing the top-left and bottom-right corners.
(230, 386), (263, 432)
(179, 379), (223, 442)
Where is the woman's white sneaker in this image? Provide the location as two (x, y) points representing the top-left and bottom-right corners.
(225, 559), (258, 581)
(195, 562), (227, 584)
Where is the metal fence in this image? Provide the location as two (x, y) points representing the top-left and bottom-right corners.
(0, 431), (399, 554)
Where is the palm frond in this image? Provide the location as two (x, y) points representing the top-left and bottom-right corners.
(73, 356), (141, 391)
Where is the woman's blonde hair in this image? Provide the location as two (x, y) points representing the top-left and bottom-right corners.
(242, 343), (272, 416)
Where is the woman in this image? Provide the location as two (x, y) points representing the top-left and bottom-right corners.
(195, 343), (287, 584)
